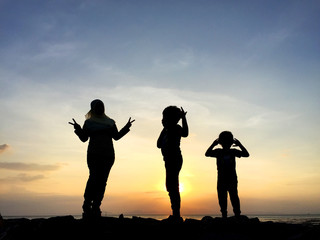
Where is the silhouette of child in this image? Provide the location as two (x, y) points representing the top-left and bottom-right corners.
(157, 106), (188, 222)
(205, 131), (249, 218)
(69, 99), (134, 219)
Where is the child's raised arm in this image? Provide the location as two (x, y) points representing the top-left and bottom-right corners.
(180, 107), (188, 137)
(234, 138), (250, 157)
(205, 139), (219, 157)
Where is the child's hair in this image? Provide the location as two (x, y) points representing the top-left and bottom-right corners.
(163, 106), (181, 124)
(219, 131), (234, 148)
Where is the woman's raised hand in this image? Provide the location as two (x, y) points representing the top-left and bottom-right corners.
(125, 117), (135, 128)
(68, 118), (81, 130)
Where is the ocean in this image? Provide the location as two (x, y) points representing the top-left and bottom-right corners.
(132, 214), (320, 225)
(3, 214), (320, 225)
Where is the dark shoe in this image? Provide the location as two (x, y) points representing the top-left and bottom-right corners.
(82, 210), (101, 220)
(91, 206), (102, 219)
(222, 214), (228, 219)
(82, 210), (92, 220)
(162, 215), (183, 223)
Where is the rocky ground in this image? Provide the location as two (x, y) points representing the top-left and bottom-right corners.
(1, 215), (319, 240)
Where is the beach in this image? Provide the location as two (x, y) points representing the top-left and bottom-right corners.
(1, 215), (319, 240)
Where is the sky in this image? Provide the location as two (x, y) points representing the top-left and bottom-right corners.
(1, 0), (320, 216)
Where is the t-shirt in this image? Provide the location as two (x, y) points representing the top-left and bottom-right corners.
(159, 125), (183, 157)
(206, 148), (242, 181)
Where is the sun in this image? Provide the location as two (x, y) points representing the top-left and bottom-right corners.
(158, 181), (190, 196)
(179, 182), (185, 193)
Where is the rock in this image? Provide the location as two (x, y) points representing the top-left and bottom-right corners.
(161, 215), (184, 224)
(0, 215), (319, 240)
(184, 218), (201, 225)
(201, 215), (216, 224)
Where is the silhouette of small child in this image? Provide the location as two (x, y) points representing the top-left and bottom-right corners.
(205, 131), (249, 218)
(157, 106), (188, 222)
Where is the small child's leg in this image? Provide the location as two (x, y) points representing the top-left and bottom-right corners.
(217, 182), (228, 218)
(229, 183), (241, 217)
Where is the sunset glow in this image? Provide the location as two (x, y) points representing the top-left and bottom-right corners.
(1, 0), (320, 217)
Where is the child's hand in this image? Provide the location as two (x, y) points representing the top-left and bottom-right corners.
(213, 138), (219, 146)
(233, 138), (241, 147)
(180, 107), (187, 118)
(233, 138), (249, 157)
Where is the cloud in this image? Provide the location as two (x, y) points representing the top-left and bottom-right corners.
(247, 28), (291, 51)
(0, 144), (10, 154)
(103, 85), (286, 129)
(244, 111), (299, 128)
(32, 42), (79, 60)
(0, 189), (82, 216)
(152, 47), (194, 71)
(0, 173), (45, 183)
(0, 162), (61, 171)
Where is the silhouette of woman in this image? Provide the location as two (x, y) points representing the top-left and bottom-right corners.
(69, 99), (135, 219)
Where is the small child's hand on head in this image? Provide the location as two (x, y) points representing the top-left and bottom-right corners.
(213, 138), (219, 145)
(233, 138), (240, 146)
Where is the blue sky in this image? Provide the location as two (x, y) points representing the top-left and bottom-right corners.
(1, 0), (320, 216)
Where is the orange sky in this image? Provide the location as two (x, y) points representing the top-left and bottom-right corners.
(1, 1), (320, 216)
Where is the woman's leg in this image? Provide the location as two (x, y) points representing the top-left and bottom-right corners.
(83, 154), (114, 217)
